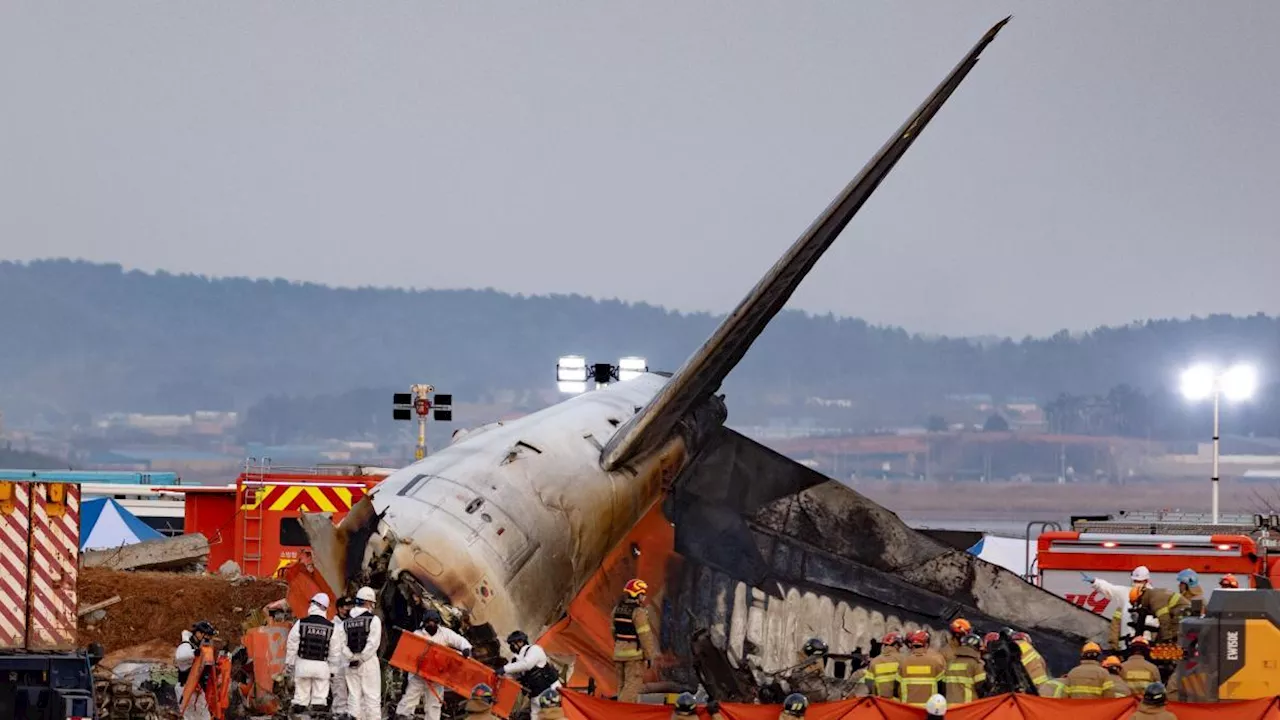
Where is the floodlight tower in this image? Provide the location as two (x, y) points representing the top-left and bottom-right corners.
(555, 355), (649, 394)
(1179, 363), (1259, 524)
(393, 385), (453, 460)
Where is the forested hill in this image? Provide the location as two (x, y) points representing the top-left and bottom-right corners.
(1, 259), (1277, 428)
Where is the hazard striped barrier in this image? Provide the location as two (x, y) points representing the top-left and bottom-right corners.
(27, 482), (79, 650)
(0, 481), (32, 649)
(241, 484), (366, 513)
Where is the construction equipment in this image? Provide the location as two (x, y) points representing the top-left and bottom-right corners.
(0, 478), (105, 719)
(1174, 589), (1280, 702)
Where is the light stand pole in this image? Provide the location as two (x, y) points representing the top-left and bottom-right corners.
(1181, 363), (1258, 525)
(1212, 385), (1220, 525)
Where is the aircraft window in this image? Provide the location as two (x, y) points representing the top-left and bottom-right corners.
(397, 473), (430, 497)
(465, 498), (484, 514)
(279, 518), (310, 547)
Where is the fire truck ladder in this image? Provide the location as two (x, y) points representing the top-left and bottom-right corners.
(240, 457), (270, 577)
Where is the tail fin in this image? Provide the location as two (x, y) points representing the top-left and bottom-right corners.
(602, 18), (1010, 471)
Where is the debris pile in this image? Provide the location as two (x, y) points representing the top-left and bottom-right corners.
(78, 566), (289, 654)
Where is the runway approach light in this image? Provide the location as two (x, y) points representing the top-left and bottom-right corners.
(556, 355), (650, 393)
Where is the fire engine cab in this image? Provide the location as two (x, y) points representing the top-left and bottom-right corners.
(1035, 511), (1280, 619)
(164, 464), (391, 578)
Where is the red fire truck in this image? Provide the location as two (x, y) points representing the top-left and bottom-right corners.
(164, 464), (390, 579)
(1034, 511), (1280, 618)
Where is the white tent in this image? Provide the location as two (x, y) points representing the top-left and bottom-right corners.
(966, 534), (1036, 579)
(80, 497), (164, 551)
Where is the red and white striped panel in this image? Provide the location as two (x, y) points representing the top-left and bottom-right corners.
(27, 482), (80, 651)
(0, 481), (32, 649)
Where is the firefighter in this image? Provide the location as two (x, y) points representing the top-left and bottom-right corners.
(1176, 570), (1205, 616)
(286, 593), (340, 717)
(175, 620), (217, 720)
(1130, 583), (1190, 643)
(896, 630), (946, 707)
(534, 687), (566, 720)
(1010, 632), (1049, 689)
(1220, 574), (1240, 589)
(1101, 655), (1133, 698)
(497, 630), (561, 720)
(1064, 641), (1114, 699)
(330, 595), (355, 718)
(1037, 677), (1068, 698)
(866, 631), (903, 698)
(671, 692), (727, 720)
(925, 694), (948, 717)
(395, 608), (473, 720)
(1130, 681), (1177, 719)
(780, 693), (809, 719)
(780, 638), (832, 702)
(1121, 637), (1161, 695)
(341, 586), (383, 720)
(1081, 571), (1136, 650)
(944, 618), (971, 661)
(613, 578), (659, 703)
(943, 633), (986, 705)
(465, 684), (497, 720)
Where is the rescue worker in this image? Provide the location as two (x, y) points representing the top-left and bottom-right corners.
(1220, 574), (1240, 589)
(1101, 655), (1133, 698)
(780, 638), (832, 702)
(944, 618), (971, 661)
(1120, 636), (1161, 695)
(613, 578), (659, 703)
(341, 586), (383, 720)
(286, 593), (340, 717)
(1064, 641), (1114, 699)
(464, 684), (497, 720)
(671, 692), (727, 720)
(866, 631), (903, 698)
(780, 693), (809, 719)
(942, 633), (986, 705)
(1129, 681), (1177, 719)
(896, 629), (946, 707)
(1176, 570), (1205, 616)
(330, 596), (355, 719)
(925, 694), (948, 717)
(497, 630), (561, 720)
(1037, 676), (1068, 698)
(1010, 632), (1049, 689)
(395, 608), (473, 720)
(534, 687), (566, 720)
(175, 620), (217, 720)
(1081, 570), (1140, 650)
(1131, 582), (1190, 643)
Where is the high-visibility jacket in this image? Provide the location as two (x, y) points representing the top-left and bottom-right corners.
(1016, 640), (1050, 686)
(1120, 656), (1160, 695)
(942, 646), (986, 705)
(866, 648), (900, 699)
(1064, 659), (1113, 699)
(1136, 587), (1191, 642)
(896, 648), (946, 707)
(1105, 672), (1133, 698)
(1037, 678), (1067, 698)
(612, 600), (659, 662)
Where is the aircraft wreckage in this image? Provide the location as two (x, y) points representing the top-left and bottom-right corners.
(304, 16), (1107, 702)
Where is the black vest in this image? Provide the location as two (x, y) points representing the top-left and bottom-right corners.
(298, 616), (334, 661)
(613, 603), (639, 642)
(345, 614), (374, 654)
(516, 651), (560, 696)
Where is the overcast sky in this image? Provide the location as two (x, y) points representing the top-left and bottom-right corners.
(2, 3), (1277, 337)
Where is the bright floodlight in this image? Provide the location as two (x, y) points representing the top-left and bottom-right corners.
(556, 355), (589, 394)
(617, 356), (648, 382)
(1180, 364), (1216, 401)
(1221, 364), (1258, 402)
(557, 381), (588, 394)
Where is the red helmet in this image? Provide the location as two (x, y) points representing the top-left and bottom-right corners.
(1220, 574), (1240, 589)
(1130, 636), (1150, 648)
(949, 618), (972, 636)
(1011, 631), (1030, 643)
(907, 630), (931, 648)
(981, 632), (1000, 651)
(623, 578), (649, 598)
(881, 631), (903, 647)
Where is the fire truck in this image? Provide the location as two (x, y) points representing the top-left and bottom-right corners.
(165, 463), (391, 579)
(1034, 511), (1280, 619)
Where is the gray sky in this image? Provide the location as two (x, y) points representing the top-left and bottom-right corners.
(2, 2), (1277, 337)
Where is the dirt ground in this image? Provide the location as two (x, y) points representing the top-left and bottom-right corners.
(78, 567), (289, 653)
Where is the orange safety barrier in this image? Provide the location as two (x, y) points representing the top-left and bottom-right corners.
(389, 628), (525, 716)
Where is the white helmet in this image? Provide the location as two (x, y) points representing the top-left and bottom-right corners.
(1131, 566), (1151, 583)
(925, 694), (947, 716)
(356, 586), (377, 604)
(310, 592), (330, 610)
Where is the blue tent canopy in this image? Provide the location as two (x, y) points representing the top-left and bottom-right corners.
(80, 497), (164, 551)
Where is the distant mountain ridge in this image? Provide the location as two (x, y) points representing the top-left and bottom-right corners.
(1, 259), (1277, 426)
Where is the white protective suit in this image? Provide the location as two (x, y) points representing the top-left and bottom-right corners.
(286, 601), (342, 709)
(503, 643), (561, 720)
(330, 617), (349, 716)
(340, 607), (383, 720)
(174, 631), (211, 720)
(395, 624), (473, 720)
(1091, 577), (1158, 646)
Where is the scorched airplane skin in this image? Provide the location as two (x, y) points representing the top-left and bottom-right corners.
(304, 16), (1109, 691)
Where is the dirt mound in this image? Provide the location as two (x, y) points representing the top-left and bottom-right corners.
(78, 567), (288, 653)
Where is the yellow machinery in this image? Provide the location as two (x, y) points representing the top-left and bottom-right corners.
(1176, 589), (1280, 701)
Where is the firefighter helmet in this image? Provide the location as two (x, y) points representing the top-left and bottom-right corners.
(623, 578), (649, 598)
(1221, 574), (1240, 588)
(925, 694), (948, 717)
(1130, 636), (1150, 647)
(802, 638), (829, 657)
(1101, 655), (1122, 670)
(674, 692), (697, 713)
(192, 620), (217, 637)
(907, 630), (931, 648)
(506, 630), (529, 648)
(949, 618), (972, 636)
(782, 693), (809, 717)
(881, 631), (903, 647)
(1131, 565), (1151, 582)
(536, 687), (562, 709)
(981, 631), (1000, 651)
(1177, 569), (1199, 588)
(1081, 641), (1102, 659)
(1010, 631), (1030, 643)
(470, 684), (495, 704)
(1144, 682), (1168, 706)
(960, 633), (982, 650)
